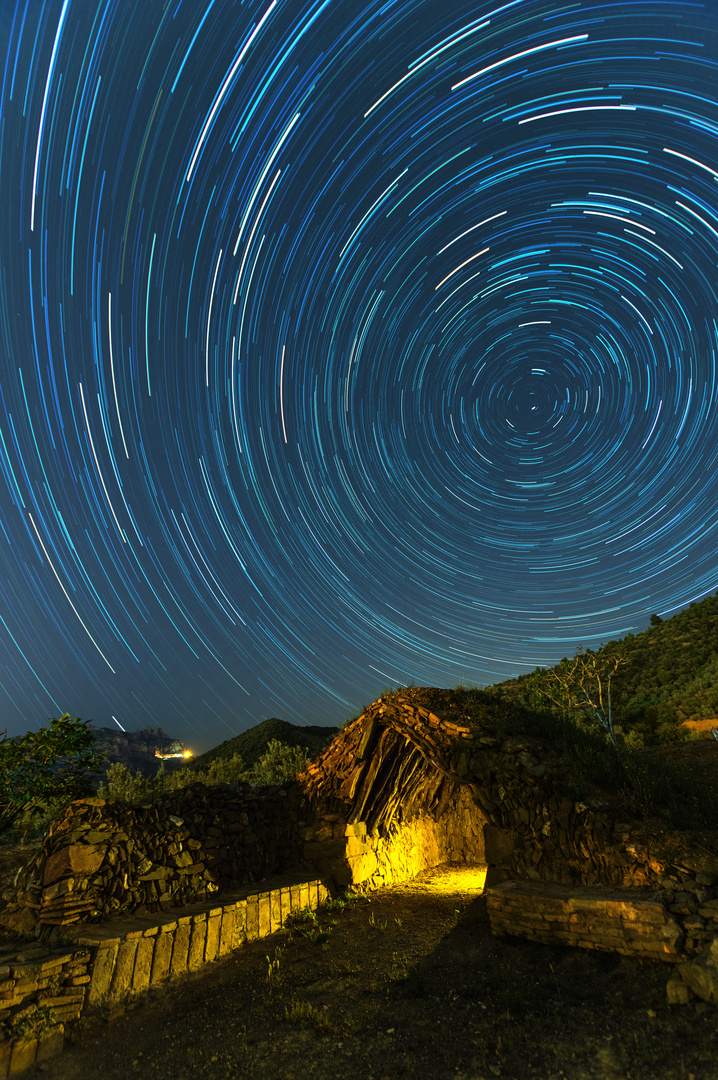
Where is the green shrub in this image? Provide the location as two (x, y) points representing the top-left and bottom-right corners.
(6, 794), (76, 843)
(250, 739), (309, 785)
(284, 1000), (334, 1031)
(97, 751), (249, 805)
(97, 738), (311, 806)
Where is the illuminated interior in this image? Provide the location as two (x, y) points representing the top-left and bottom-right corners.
(419, 865), (488, 893)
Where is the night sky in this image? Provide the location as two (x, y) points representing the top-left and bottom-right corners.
(2, 0), (718, 750)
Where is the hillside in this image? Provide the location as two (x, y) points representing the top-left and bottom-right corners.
(495, 591), (718, 743)
(187, 717), (339, 771)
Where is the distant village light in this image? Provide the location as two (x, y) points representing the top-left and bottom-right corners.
(154, 747), (193, 760)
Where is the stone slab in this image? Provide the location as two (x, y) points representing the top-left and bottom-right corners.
(8, 1038), (37, 1077)
(35, 1025), (65, 1063)
(109, 940), (138, 1002)
(132, 935), (155, 993)
(150, 931), (173, 984)
(188, 922), (206, 972)
(245, 899), (259, 942)
(270, 891), (282, 933)
(218, 910), (234, 958)
(205, 916), (221, 962)
(486, 881), (682, 963)
(170, 924), (190, 977)
(257, 895), (270, 939)
(87, 942), (119, 1007)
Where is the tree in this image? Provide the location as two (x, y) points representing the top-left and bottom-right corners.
(0, 714), (103, 835)
(533, 646), (628, 747)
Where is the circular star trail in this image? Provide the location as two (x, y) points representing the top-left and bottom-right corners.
(2, 0), (718, 745)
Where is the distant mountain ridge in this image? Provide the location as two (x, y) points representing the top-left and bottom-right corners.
(90, 725), (188, 777)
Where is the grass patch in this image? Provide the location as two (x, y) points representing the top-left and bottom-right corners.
(1, 1004), (57, 1041)
(284, 1000), (335, 1032)
(284, 906), (335, 944)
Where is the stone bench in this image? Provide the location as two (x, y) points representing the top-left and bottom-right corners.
(485, 880), (684, 962)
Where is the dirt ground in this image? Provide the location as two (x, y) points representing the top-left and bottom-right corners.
(26, 864), (718, 1080)
(641, 738), (718, 773)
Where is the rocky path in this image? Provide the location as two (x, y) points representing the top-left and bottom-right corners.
(38, 865), (718, 1080)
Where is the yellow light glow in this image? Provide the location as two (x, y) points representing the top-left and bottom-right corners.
(423, 865), (487, 893)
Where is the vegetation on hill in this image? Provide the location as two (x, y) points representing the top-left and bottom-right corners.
(92, 715), (338, 807)
(97, 732), (327, 806)
(2, 718), (338, 833)
(447, 597), (718, 853)
(188, 717), (338, 772)
(495, 590), (718, 745)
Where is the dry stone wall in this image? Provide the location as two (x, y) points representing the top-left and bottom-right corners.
(301, 786), (485, 890)
(298, 699), (487, 888)
(0, 874), (330, 1077)
(0, 939), (90, 1076)
(486, 880), (685, 961)
(8, 781), (307, 933)
(486, 878), (718, 1008)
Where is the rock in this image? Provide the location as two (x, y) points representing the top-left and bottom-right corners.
(679, 938), (718, 1005)
(0, 905), (38, 936)
(483, 825), (514, 864)
(44, 844), (106, 884)
(89, 725), (189, 781)
(666, 976), (694, 1005)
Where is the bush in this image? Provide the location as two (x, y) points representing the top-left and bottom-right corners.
(98, 751), (249, 804)
(96, 738), (309, 808)
(1, 1004), (57, 1041)
(251, 739), (309, 785)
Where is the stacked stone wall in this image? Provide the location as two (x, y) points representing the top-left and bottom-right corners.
(299, 691), (699, 894)
(0, 874), (329, 1076)
(486, 880), (685, 961)
(486, 879), (718, 1009)
(7, 687), (718, 937)
(8, 781), (307, 932)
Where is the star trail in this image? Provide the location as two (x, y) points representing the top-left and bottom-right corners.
(2, 0), (718, 748)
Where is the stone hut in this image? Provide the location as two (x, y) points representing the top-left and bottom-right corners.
(6, 686), (713, 933)
(295, 686), (678, 893)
